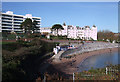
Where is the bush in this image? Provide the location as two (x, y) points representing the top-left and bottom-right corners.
(2, 41), (29, 52)
(3, 60), (25, 80)
(2, 38), (58, 80)
(2, 33), (16, 40)
(50, 35), (67, 40)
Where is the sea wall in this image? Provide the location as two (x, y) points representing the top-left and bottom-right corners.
(61, 42), (118, 57)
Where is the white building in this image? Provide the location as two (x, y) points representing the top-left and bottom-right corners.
(67, 25), (97, 40)
(0, 11), (41, 33)
(52, 24), (97, 40)
(52, 25), (68, 36)
(67, 25), (78, 39)
(40, 27), (51, 34)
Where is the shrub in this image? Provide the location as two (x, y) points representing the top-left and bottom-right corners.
(2, 38), (58, 80)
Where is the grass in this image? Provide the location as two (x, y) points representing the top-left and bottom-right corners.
(50, 35), (68, 40)
(75, 65), (119, 80)
(2, 42), (16, 45)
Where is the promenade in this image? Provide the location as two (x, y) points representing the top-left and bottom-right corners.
(61, 42), (118, 57)
(51, 42), (118, 62)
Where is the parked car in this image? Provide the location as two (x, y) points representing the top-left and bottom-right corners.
(60, 47), (67, 51)
(68, 45), (75, 49)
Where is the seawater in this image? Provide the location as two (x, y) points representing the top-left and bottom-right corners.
(78, 51), (119, 72)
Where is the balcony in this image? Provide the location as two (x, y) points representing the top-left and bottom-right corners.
(2, 24), (12, 26)
(14, 26), (20, 28)
(14, 29), (22, 31)
(2, 19), (12, 21)
(14, 23), (21, 25)
(14, 17), (23, 20)
(38, 22), (40, 24)
(2, 22), (12, 25)
(32, 18), (41, 21)
(13, 21), (23, 23)
(14, 16), (23, 19)
(2, 29), (12, 31)
(14, 19), (23, 22)
(2, 26), (12, 28)
(2, 26), (12, 30)
(2, 16), (12, 19)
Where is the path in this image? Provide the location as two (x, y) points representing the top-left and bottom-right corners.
(52, 51), (64, 62)
(38, 50), (65, 76)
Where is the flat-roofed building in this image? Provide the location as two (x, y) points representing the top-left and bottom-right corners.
(0, 11), (41, 33)
(40, 27), (52, 34)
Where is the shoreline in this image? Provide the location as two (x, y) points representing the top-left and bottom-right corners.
(79, 47), (118, 66)
(49, 47), (118, 75)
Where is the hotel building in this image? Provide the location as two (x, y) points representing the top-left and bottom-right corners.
(0, 11), (41, 33)
(41, 24), (97, 40)
(66, 25), (97, 40)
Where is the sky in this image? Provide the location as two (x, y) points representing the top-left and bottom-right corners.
(2, 0), (120, 2)
(2, 2), (118, 33)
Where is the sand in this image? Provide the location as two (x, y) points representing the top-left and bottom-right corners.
(49, 48), (118, 75)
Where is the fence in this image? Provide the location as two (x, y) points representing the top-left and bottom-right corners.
(106, 66), (119, 75)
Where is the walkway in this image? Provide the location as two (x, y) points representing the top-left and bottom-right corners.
(61, 42), (118, 57)
(52, 51), (64, 62)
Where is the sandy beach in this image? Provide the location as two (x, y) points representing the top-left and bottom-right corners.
(49, 47), (118, 75)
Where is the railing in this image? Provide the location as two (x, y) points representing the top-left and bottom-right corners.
(74, 66), (119, 80)
(61, 46), (82, 58)
(2, 16), (12, 18)
(2, 22), (12, 24)
(14, 18), (23, 20)
(2, 19), (12, 21)
(106, 66), (119, 75)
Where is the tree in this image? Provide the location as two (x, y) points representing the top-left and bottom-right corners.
(85, 26), (90, 28)
(63, 22), (66, 26)
(20, 18), (39, 34)
(51, 24), (64, 36)
(97, 30), (115, 42)
(93, 25), (96, 27)
(20, 18), (32, 34)
(32, 20), (40, 33)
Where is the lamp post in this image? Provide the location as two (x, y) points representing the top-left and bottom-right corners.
(73, 73), (75, 82)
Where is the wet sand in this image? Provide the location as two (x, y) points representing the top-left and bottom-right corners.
(49, 48), (118, 75)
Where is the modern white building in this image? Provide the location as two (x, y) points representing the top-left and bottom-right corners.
(0, 11), (41, 33)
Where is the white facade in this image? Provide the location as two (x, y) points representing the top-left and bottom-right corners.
(58, 25), (68, 36)
(41, 24), (97, 40)
(0, 11), (41, 33)
(52, 24), (97, 40)
(52, 25), (68, 36)
(67, 25), (97, 40)
(67, 25), (78, 39)
(40, 27), (51, 34)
